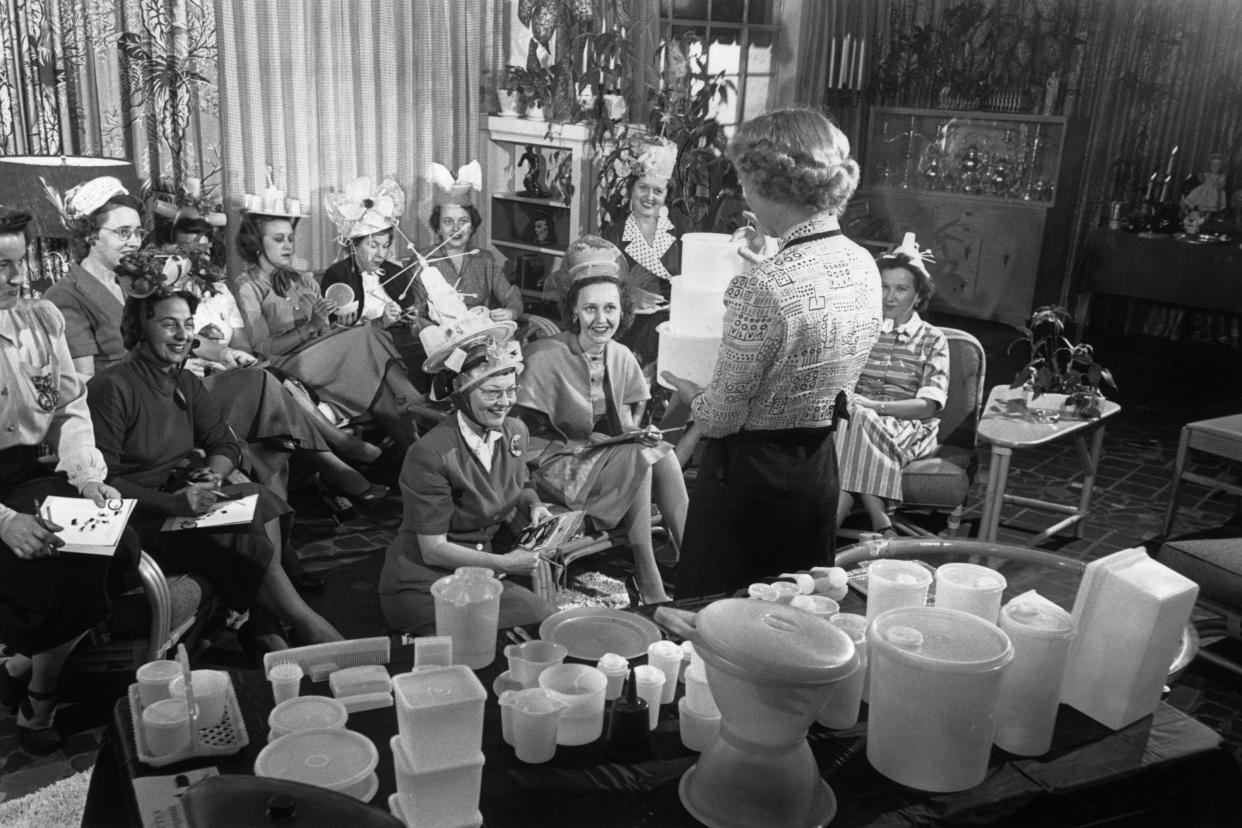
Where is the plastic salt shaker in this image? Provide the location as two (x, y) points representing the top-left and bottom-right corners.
(596, 653), (629, 701)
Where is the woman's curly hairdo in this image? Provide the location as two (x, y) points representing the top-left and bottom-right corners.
(561, 275), (634, 336)
(875, 252), (936, 312)
(235, 213), (300, 264)
(69, 194), (145, 260)
(120, 289), (200, 350)
(727, 107), (859, 215)
(428, 203), (482, 238)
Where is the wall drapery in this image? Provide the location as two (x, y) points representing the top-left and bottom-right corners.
(214, 0), (497, 273)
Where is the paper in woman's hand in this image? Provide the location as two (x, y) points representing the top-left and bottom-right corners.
(160, 494), (258, 531)
(39, 496), (137, 555)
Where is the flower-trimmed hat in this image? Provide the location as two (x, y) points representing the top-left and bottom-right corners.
(429, 161), (482, 206)
(42, 175), (131, 236)
(630, 136), (678, 182)
(421, 305), (518, 377)
(324, 176), (406, 241)
(430, 336), (524, 403)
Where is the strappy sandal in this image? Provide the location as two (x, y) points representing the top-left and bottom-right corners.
(16, 687), (62, 755)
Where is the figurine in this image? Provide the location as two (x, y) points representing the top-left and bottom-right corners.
(518, 144), (549, 198)
(1182, 153), (1227, 214)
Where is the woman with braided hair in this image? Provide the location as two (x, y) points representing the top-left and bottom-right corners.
(662, 107), (882, 598)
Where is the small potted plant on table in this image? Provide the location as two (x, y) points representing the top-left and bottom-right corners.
(1008, 306), (1116, 420)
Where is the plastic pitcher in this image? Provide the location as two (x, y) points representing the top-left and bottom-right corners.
(504, 640), (568, 688)
(867, 606), (1013, 792)
(432, 567), (503, 669)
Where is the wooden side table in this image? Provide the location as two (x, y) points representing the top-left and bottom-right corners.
(1162, 413), (1242, 537)
(976, 387), (1121, 544)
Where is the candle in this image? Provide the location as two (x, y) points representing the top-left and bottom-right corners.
(1165, 145), (1179, 177)
(1145, 171), (1158, 203)
(582, 40), (589, 74)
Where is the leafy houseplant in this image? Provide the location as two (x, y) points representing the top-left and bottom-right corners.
(506, 64), (556, 118)
(1008, 306), (1115, 419)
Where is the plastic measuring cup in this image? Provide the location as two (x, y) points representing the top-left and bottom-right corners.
(537, 664), (608, 746)
(934, 562), (1007, 623)
(501, 688), (566, 763)
(432, 567), (503, 669)
(504, 640), (568, 688)
(865, 560), (933, 621)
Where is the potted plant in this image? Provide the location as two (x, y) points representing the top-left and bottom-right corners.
(495, 69), (522, 117)
(507, 64), (555, 120)
(1008, 306), (1116, 419)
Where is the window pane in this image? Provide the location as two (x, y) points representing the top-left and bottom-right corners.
(672, 0), (709, 19)
(748, 0), (774, 25)
(743, 74), (771, 119)
(747, 29), (773, 74)
(713, 0), (745, 23)
(706, 32), (741, 75)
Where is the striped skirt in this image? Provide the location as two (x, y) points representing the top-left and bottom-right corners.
(836, 407), (939, 504)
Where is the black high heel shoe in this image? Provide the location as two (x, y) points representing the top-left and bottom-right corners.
(16, 688), (62, 755)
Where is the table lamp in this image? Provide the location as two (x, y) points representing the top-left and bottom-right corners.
(0, 155), (142, 237)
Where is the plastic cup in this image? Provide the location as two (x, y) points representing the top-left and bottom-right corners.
(537, 664), (608, 746)
(647, 640), (683, 704)
(596, 653), (629, 700)
(503, 688), (566, 763)
(818, 613), (867, 729)
(678, 697), (721, 752)
(934, 563), (1007, 624)
(681, 641), (703, 676)
(995, 597), (1076, 756)
(142, 698), (191, 757)
(136, 660), (182, 707)
(432, 567), (503, 669)
(504, 640), (568, 689)
(682, 663), (719, 718)
(269, 662), (303, 704)
(865, 560), (933, 621)
(169, 669), (230, 729)
(498, 690), (517, 745)
(790, 594), (840, 618)
(632, 664), (665, 729)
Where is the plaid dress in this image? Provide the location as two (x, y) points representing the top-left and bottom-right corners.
(836, 313), (950, 504)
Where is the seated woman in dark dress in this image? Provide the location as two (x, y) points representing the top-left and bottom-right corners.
(0, 205), (139, 755)
(379, 332), (556, 635)
(87, 289), (343, 651)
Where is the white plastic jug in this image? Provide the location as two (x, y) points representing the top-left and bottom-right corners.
(431, 567), (503, 669)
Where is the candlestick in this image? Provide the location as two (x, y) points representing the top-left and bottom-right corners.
(1159, 174), (1172, 205)
(1165, 145), (1179, 177)
(1145, 171), (1158, 203)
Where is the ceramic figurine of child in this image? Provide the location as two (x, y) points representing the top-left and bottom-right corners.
(1183, 153), (1227, 214)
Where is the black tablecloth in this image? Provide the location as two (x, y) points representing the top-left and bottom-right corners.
(1083, 228), (1242, 314)
(83, 599), (1239, 827)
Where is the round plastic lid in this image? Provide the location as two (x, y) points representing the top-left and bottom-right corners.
(869, 606), (1013, 673)
(268, 696), (348, 734)
(829, 613), (868, 645)
(1001, 599), (1076, 640)
(937, 562), (1006, 591)
(255, 728), (377, 790)
(693, 598), (857, 686)
(869, 559), (933, 586)
(596, 653), (629, 674)
(143, 698), (189, 724)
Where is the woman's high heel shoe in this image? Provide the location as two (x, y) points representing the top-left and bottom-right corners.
(16, 688), (62, 755)
(322, 480), (390, 507)
(1, 662), (30, 714)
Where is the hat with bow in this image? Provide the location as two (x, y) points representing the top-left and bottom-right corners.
(429, 161), (482, 206)
(324, 176), (406, 241)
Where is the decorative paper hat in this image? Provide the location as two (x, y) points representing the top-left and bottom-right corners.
(421, 306), (519, 377)
(146, 177), (227, 228)
(324, 176), (406, 241)
(42, 175), (129, 230)
(429, 161), (482, 206)
(565, 236), (623, 281)
(430, 336), (524, 402)
(630, 136), (678, 182)
(240, 166), (306, 218)
(880, 232), (936, 281)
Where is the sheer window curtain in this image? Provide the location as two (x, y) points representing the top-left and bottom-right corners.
(215, 0), (499, 274)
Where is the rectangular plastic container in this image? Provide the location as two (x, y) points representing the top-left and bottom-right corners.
(392, 665), (486, 772)
(264, 637), (391, 682)
(1061, 548), (1198, 730)
(390, 736), (483, 828)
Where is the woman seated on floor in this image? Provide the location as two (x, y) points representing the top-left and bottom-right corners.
(514, 237), (687, 605)
(836, 236), (950, 536)
(231, 201), (424, 449)
(0, 204), (140, 755)
(86, 288), (343, 652)
(379, 331), (556, 636)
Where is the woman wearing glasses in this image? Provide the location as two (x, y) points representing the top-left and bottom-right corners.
(379, 333), (555, 635)
(514, 237), (687, 605)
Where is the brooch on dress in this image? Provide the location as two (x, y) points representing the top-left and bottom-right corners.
(509, 434), (523, 457)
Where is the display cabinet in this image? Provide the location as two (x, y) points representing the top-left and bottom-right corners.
(858, 107), (1071, 328)
(479, 117), (594, 308)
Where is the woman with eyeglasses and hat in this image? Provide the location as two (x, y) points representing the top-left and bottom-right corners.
(232, 190), (424, 450)
(378, 322), (555, 636)
(514, 235), (686, 605)
(0, 204), (141, 754)
(86, 288), (343, 655)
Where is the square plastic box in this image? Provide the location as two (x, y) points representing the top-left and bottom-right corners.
(392, 665), (486, 772)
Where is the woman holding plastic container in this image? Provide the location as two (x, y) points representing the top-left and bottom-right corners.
(87, 289), (342, 653)
(662, 107), (882, 598)
(379, 327), (556, 636)
(836, 237), (949, 536)
(231, 194), (423, 449)
(514, 238), (686, 604)
(0, 205), (140, 755)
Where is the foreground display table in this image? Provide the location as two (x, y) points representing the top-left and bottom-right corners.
(84, 606), (1233, 827)
(976, 386), (1121, 544)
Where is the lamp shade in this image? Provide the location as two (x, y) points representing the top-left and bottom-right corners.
(0, 156), (141, 239)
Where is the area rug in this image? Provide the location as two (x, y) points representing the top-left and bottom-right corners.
(0, 768), (92, 828)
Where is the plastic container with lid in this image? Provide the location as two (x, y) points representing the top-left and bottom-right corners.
(867, 606), (1014, 792)
(255, 728), (379, 801)
(681, 598), (857, 828)
(268, 695), (348, 742)
(596, 653), (629, 700)
(390, 736), (483, 827)
(682, 662), (719, 718)
(647, 641), (684, 704)
(865, 560), (932, 621)
(934, 562), (1007, 623)
(995, 591), (1077, 756)
(817, 612), (868, 730)
(392, 665), (486, 773)
(431, 567), (503, 669)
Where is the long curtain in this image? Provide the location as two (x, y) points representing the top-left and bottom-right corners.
(0, 0), (220, 187)
(215, 0), (493, 273)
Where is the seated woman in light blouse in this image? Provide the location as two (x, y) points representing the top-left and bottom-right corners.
(0, 205), (139, 755)
(835, 238), (950, 536)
